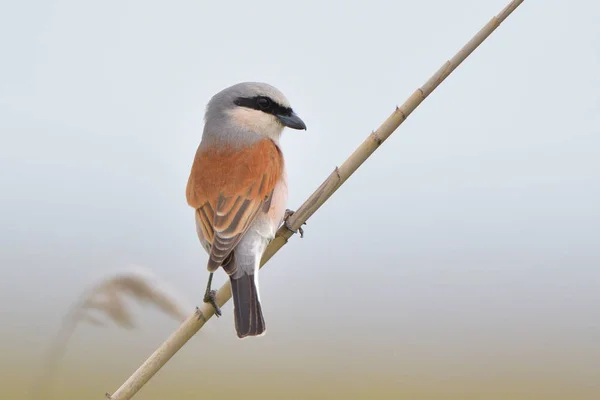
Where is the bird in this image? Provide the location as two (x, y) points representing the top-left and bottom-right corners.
(186, 82), (306, 338)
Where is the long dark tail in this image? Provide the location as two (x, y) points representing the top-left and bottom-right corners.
(229, 274), (266, 338)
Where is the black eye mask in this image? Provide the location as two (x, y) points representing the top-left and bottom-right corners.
(234, 96), (293, 117)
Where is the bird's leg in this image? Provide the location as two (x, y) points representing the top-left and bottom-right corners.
(284, 209), (306, 238)
(203, 272), (222, 317)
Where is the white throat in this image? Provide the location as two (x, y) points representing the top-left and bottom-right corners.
(226, 107), (284, 144)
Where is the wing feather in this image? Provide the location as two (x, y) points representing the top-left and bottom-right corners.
(186, 139), (284, 274)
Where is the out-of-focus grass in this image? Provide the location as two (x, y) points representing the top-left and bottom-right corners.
(21, 267), (191, 400)
(11, 368), (598, 400)
(6, 342), (598, 400)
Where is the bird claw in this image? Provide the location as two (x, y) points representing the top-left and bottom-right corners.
(284, 209), (306, 238)
(203, 289), (222, 317)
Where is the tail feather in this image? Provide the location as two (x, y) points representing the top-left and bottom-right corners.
(230, 274), (265, 338)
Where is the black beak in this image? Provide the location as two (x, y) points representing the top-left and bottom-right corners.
(277, 111), (307, 130)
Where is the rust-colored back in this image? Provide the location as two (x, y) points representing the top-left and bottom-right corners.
(186, 138), (284, 272)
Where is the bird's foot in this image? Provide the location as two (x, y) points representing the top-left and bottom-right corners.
(284, 209), (306, 238)
(203, 289), (222, 317)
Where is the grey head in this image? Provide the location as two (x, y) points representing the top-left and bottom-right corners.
(202, 82), (306, 146)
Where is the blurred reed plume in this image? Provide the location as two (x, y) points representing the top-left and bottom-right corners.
(30, 266), (191, 400)
(77, 266), (190, 329)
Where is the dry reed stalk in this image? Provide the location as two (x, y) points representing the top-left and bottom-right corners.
(106, 1), (525, 398)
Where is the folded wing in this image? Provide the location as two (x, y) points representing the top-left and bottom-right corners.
(186, 139), (284, 275)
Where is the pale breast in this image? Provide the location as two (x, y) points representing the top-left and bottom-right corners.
(268, 170), (289, 230)
(252, 170), (288, 241)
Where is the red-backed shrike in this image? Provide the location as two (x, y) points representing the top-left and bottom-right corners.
(186, 82), (306, 338)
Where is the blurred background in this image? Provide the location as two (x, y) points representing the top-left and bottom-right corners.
(1, 0), (599, 399)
